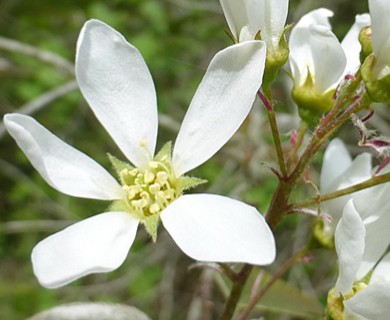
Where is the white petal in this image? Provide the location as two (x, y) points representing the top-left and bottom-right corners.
(219, 0), (248, 41)
(4, 114), (122, 200)
(335, 200), (365, 295)
(289, 8), (333, 87)
(322, 151), (372, 229)
(76, 19), (158, 168)
(161, 194), (276, 265)
(344, 281), (390, 320)
(356, 209), (390, 279)
(172, 41), (266, 176)
(369, 0), (390, 78)
(341, 14), (371, 76)
(371, 252), (390, 283)
(320, 139), (352, 194)
(32, 211), (139, 288)
(254, 0), (289, 50)
(308, 24), (347, 92)
(294, 8), (333, 29)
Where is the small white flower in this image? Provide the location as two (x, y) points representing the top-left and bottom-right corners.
(219, 0), (289, 48)
(334, 200), (390, 319)
(320, 139), (390, 240)
(368, 0), (390, 79)
(289, 8), (347, 95)
(4, 19), (276, 288)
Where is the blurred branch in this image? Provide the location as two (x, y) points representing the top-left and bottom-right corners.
(0, 158), (74, 219)
(0, 220), (74, 234)
(0, 80), (78, 139)
(167, 0), (221, 13)
(0, 35), (75, 74)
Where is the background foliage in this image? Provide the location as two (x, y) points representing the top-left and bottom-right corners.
(1, 0), (387, 319)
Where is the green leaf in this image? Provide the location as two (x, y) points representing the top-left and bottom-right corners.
(216, 268), (324, 319)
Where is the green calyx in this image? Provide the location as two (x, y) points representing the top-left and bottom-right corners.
(261, 25), (291, 87)
(361, 53), (390, 103)
(326, 282), (368, 320)
(292, 73), (335, 125)
(108, 142), (206, 242)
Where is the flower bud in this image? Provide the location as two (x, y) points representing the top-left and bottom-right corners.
(359, 26), (373, 63)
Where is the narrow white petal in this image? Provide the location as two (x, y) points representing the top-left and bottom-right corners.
(356, 210), (390, 279)
(341, 14), (371, 76)
(320, 139), (352, 194)
(254, 0), (289, 50)
(76, 19), (158, 168)
(219, 0), (248, 41)
(289, 8), (333, 87)
(344, 282), (390, 320)
(4, 114), (122, 200)
(161, 194), (276, 265)
(32, 212), (139, 288)
(173, 41), (266, 176)
(369, 0), (390, 78)
(295, 8), (333, 29)
(335, 200), (365, 295)
(309, 24), (347, 92)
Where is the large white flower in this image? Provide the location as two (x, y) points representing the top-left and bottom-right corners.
(333, 200), (390, 319)
(289, 8), (347, 95)
(368, 0), (390, 79)
(219, 0), (289, 48)
(4, 20), (276, 289)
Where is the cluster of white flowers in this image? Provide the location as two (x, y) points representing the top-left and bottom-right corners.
(321, 139), (390, 319)
(3, 1), (390, 318)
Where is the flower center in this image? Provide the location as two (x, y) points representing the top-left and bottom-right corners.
(120, 157), (178, 220)
(108, 141), (206, 241)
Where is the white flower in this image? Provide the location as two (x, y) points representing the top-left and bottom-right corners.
(320, 138), (372, 232)
(334, 200), (390, 319)
(320, 139), (390, 239)
(289, 8), (347, 95)
(4, 19), (276, 288)
(219, 0), (289, 48)
(368, 0), (390, 79)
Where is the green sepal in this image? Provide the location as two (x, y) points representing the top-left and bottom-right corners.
(108, 200), (128, 212)
(326, 287), (345, 320)
(176, 176), (207, 194)
(361, 53), (390, 103)
(326, 282), (368, 320)
(292, 72), (335, 126)
(263, 24), (292, 88)
(142, 214), (160, 242)
(107, 153), (134, 182)
(224, 28), (238, 44)
(154, 141), (172, 163)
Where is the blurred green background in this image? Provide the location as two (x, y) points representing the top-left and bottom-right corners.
(0, 0), (378, 319)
